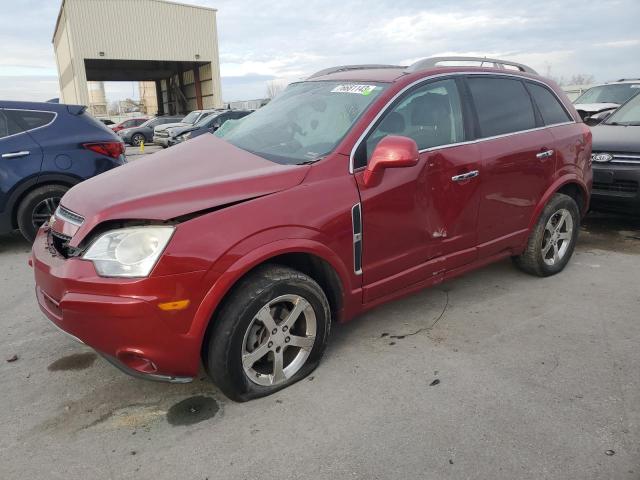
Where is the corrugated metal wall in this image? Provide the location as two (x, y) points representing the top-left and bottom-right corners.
(53, 0), (222, 108)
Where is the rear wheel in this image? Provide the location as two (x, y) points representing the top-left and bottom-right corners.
(17, 184), (68, 242)
(131, 133), (145, 146)
(513, 193), (580, 277)
(205, 265), (331, 402)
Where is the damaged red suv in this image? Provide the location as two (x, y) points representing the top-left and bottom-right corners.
(32, 57), (592, 401)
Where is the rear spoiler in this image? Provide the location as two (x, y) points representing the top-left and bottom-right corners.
(66, 104), (87, 115)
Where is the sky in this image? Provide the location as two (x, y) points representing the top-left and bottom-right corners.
(0, 0), (639, 103)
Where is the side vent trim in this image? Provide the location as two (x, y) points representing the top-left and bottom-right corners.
(351, 203), (363, 275)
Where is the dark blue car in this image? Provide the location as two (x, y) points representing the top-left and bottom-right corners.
(0, 101), (126, 241)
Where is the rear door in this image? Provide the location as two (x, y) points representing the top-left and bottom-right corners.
(0, 109), (45, 212)
(466, 76), (556, 256)
(352, 77), (482, 302)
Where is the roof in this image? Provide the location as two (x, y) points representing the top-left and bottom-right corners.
(53, 0), (217, 43)
(0, 100), (81, 112)
(308, 65), (542, 84)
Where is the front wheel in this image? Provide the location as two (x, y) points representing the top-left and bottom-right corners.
(205, 265), (331, 402)
(513, 193), (580, 277)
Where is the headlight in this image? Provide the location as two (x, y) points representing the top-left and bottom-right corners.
(83, 226), (174, 277)
(178, 132), (191, 142)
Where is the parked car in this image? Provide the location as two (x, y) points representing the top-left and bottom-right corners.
(574, 79), (640, 120)
(153, 110), (219, 147)
(118, 116), (183, 146)
(169, 110), (252, 146)
(0, 101), (126, 242)
(32, 57), (591, 401)
(110, 117), (148, 133)
(590, 92), (640, 213)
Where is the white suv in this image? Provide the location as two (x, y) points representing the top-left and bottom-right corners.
(574, 79), (640, 120)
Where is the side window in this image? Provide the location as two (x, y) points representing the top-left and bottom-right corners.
(527, 83), (572, 126)
(467, 77), (536, 137)
(0, 110), (26, 138)
(359, 79), (465, 166)
(7, 109), (55, 131)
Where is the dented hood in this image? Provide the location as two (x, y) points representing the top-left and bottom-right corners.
(59, 135), (309, 246)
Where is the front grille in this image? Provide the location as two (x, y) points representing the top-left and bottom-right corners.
(592, 151), (640, 165)
(56, 206), (84, 226)
(156, 131), (169, 138)
(593, 179), (639, 194)
(50, 230), (73, 258)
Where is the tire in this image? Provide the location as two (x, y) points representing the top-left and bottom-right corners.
(513, 193), (580, 277)
(17, 184), (68, 243)
(205, 264), (331, 402)
(131, 133), (145, 146)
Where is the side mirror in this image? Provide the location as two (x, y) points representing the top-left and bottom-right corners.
(363, 135), (419, 187)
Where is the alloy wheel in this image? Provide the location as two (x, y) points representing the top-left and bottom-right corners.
(541, 208), (573, 266)
(241, 294), (317, 386)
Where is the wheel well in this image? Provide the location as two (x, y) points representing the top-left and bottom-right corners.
(557, 183), (586, 215)
(10, 181), (72, 229)
(200, 252), (345, 362)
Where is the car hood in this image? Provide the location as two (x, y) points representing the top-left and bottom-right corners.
(57, 135), (310, 246)
(591, 124), (640, 153)
(155, 122), (189, 132)
(574, 102), (620, 114)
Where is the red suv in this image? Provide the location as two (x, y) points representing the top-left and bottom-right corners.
(32, 57), (592, 401)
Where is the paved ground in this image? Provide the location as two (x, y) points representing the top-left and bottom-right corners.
(1, 211), (639, 480)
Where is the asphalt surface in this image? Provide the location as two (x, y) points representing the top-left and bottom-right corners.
(1, 187), (639, 478)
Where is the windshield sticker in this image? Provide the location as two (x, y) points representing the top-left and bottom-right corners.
(331, 84), (379, 96)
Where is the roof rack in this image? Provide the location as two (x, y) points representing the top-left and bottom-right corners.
(308, 64), (404, 79)
(406, 56), (538, 75)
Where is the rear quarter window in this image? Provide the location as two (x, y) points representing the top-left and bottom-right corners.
(527, 83), (572, 125)
(0, 111), (24, 138)
(467, 77), (536, 138)
(6, 109), (55, 131)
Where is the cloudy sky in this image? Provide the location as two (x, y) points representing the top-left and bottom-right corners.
(0, 0), (639, 103)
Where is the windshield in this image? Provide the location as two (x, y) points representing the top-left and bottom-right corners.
(575, 83), (640, 105)
(606, 94), (640, 126)
(181, 111), (201, 124)
(215, 81), (387, 164)
(195, 113), (221, 127)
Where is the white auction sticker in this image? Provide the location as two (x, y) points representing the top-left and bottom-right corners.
(331, 84), (379, 95)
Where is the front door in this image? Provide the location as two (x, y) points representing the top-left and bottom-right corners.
(352, 78), (481, 303)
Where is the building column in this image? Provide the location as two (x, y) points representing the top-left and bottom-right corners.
(155, 80), (164, 115)
(193, 63), (203, 110)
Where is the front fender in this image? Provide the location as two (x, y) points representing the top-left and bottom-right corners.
(187, 236), (355, 342)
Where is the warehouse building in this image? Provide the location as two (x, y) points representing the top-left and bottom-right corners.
(53, 0), (223, 115)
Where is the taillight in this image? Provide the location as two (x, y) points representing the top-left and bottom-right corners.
(83, 141), (125, 159)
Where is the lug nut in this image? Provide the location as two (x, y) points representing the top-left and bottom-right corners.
(272, 328), (277, 335)
(268, 341), (273, 348)
(282, 326), (288, 332)
(285, 337), (290, 343)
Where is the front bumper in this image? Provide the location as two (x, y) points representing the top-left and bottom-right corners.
(153, 135), (171, 147)
(32, 228), (207, 381)
(591, 163), (640, 212)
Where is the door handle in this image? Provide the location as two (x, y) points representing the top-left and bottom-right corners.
(451, 170), (479, 182)
(1, 151), (30, 159)
(536, 149), (554, 159)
